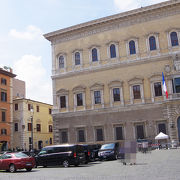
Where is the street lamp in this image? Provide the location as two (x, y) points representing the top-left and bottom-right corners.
(30, 105), (34, 151)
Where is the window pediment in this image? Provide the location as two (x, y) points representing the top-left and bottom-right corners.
(90, 83), (104, 91)
(149, 73), (162, 82)
(108, 80), (123, 88)
(128, 77), (143, 85)
(56, 88), (69, 95)
(72, 85), (86, 93)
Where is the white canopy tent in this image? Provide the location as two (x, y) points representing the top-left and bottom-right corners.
(155, 132), (169, 140)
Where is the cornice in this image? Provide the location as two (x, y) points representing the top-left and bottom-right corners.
(51, 53), (171, 80)
(53, 101), (163, 119)
(44, 1), (180, 44)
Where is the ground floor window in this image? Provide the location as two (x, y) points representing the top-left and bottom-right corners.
(115, 126), (123, 140)
(77, 129), (85, 142)
(158, 123), (166, 134)
(60, 130), (68, 143)
(96, 128), (104, 141)
(136, 125), (145, 139)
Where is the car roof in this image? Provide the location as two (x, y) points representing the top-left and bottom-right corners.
(43, 144), (78, 148)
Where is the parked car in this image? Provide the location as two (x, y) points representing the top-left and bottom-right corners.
(0, 152), (36, 172)
(35, 144), (86, 168)
(88, 144), (101, 161)
(98, 142), (120, 160)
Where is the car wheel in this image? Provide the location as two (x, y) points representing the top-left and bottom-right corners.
(63, 160), (69, 168)
(114, 154), (118, 160)
(26, 168), (32, 172)
(9, 164), (16, 173)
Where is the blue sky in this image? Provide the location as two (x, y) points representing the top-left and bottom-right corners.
(0, 0), (167, 104)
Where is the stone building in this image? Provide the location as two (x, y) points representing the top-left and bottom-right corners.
(44, 0), (180, 145)
(13, 98), (53, 151)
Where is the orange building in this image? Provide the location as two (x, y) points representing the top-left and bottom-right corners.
(0, 67), (16, 151)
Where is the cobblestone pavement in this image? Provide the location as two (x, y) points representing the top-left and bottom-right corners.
(0, 148), (180, 180)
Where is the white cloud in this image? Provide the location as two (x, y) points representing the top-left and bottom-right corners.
(13, 55), (52, 104)
(9, 25), (43, 40)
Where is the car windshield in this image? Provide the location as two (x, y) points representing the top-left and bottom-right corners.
(14, 152), (29, 158)
(101, 143), (115, 150)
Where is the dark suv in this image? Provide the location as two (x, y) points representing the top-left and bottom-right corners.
(98, 143), (120, 160)
(35, 144), (85, 167)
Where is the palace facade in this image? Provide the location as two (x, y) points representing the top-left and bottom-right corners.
(44, 0), (180, 145)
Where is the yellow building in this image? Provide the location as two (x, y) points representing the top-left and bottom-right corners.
(44, 0), (180, 145)
(13, 98), (53, 151)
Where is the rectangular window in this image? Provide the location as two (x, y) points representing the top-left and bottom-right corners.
(36, 124), (41, 132)
(36, 105), (39, 112)
(15, 104), (18, 111)
(2, 111), (6, 122)
(94, 91), (101, 104)
(113, 88), (120, 102)
(96, 128), (103, 141)
(29, 137), (32, 144)
(115, 126), (123, 140)
(77, 93), (83, 106)
(28, 104), (31, 111)
(173, 77), (180, 93)
(49, 108), (52, 114)
(28, 123), (32, 131)
(1, 129), (7, 135)
(78, 129), (85, 142)
(49, 125), (53, 132)
(15, 123), (18, 132)
(1, 78), (7, 85)
(136, 125), (145, 139)
(133, 85), (141, 99)
(60, 96), (66, 108)
(158, 123), (166, 134)
(154, 82), (162, 97)
(1, 91), (7, 102)
(60, 130), (68, 143)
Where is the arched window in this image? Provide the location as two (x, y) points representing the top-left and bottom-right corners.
(59, 56), (64, 69)
(170, 32), (179, 46)
(75, 52), (80, 65)
(149, 36), (157, 51)
(110, 44), (116, 58)
(92, 48), (98, 62)
(129, 40), (136, 55)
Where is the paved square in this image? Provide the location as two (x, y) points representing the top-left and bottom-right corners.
(0, 148), (180, 180)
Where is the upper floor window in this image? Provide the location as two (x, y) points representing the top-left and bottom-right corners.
(15, 123), (18, 132)
(113, 88), (120, 102)
(154, 82), (162, 97)
(75, 52), (81, 65)
(94, 90), (101, 104)
(36, 105), (39, 112)
(1, 78), (7, 85)
(36, 124), (41, 132)
(77, 93), (83, 106)
(149, 36), (157, 51)
(110, 44), (116, 58)
(129, 40), (136, 55)
(1, 91), (7, 102)
(49, 108), (52, 114)
(1, 111), (6, 122)
(15, 104), (18, 111)
(60, 96), (66, 108)
(133, 85), (141, 99)
(28, 123), (32, 131)
(170, 32), (179, 47)
(1, 129), (7, 135)
(49, 125), (53, 132)
(172, 77), (180, 93)
(92, 48), (98, 62)
(59, 55), (65, 68)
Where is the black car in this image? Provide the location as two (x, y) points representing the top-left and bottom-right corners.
(98, 143), (120, 160)
(35, 144), (86, 167)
